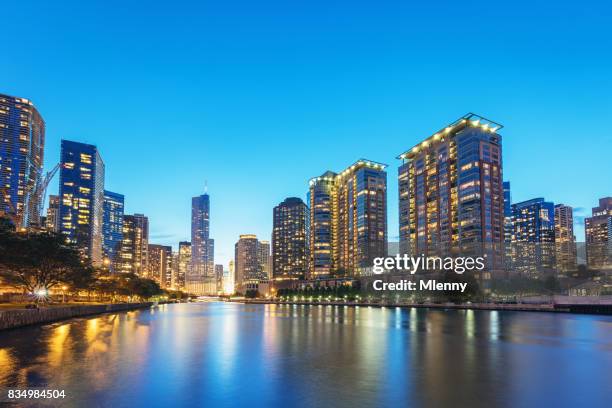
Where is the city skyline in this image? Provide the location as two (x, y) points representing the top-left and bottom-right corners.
(1, 1), (611, 267)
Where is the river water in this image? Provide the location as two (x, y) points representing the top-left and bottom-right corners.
(0, 303), (611, 407)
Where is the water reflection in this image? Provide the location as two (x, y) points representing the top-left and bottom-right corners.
(0, 303), (610, 407)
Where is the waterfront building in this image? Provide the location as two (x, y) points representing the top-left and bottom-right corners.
(189, 192), (215, 292)
(175, 241), (191, 290)
(148, 244), (172, 288)
(215, 264), (224, 293)
(45, 195), (60, 233)
(398, 114), (504, 273)
(554, 204), (577, 272)
(503, 182), (512, 243)
(58, 140), (105, 265)
(272, 197), (309, 280)
(235, 235), (268, 293)
(258, 240), (271, 279)
(511, 198), (556, 272)
(102, 190), (124, 271)
(309, 159), (387, 278)
(117, 214), (149, 275)
(0, 93), (45, 228)
(585, 197), (612, 270)
(228, 260), (235, 294)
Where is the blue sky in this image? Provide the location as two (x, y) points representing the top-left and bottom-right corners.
(2, 0), (611, 266)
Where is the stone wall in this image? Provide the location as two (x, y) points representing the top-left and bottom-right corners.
(0, 303), (153, 330)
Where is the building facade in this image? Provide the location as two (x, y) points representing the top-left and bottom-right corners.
(175, 241), (191, 290)
(190, 192), (215, 284)
(258, 240), (271, 279)
(235, 235), (268, 293)
(398, 114), (504, 272)
(215, 264), (224, 294)
(511, 198), (556, 272)
(554, 204), (577, 272)
(0, 93), (45, 228)
(58, 140), (105, 264)
(148, 244), (172, 288)
(309, 159), (387, 278)
(585, 197), (612, 270)
(45, 195), (60, 233)
(272, 197), (309, 280)
(117, 214), (149, 275)
(102, 190), (124, 271)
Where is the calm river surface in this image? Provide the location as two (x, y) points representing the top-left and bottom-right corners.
(0, 303), (611, 407)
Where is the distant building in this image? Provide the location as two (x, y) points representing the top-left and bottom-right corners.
(258, 240), (271, 279)
(175, 241), (191, 290)
(59, 140), (105, 265)
(309, 159), (387, 278)
(148, 244), (172, 288)
(398, 114), (504, 273)
(585, 197), (612, 270)
(272, 197), (309, 280)
(45, 195), (60, 233)
(117, 214), (148, 275)
(102, 190), (124, 271)
(215, 264), (224, 293)
(235, 235), (268, 293)
(554, 204), (577, 272)
(189, 192), (215, 293)
(0, 93), (45, 228)
(511, 198), (556, 272)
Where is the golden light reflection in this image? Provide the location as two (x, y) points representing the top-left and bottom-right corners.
(48, 323), (71, 367)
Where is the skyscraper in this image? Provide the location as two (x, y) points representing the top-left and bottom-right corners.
(554, 204), (577, 272)
(585, 197), (612, 270)
(59, 140), (105, 264)
(148, 244), (172, 288)
(176, 241), (191, 290)
(503, 181), (512, 243)
(258, 240), (271, 279)
(45, 195), (60, 233)
(309, 160), (387, 278)
(190, 192), (215, 288)
(102, 190), (124, 271)
(0, 93), (45, 228)
(117, 214), (149, 275)
(511, 198), (556, 272)
(215, 264), (224, 293)
(235, 235), (267, 293)
(272, 197), (309, 280)
(398, 113), (504, 271)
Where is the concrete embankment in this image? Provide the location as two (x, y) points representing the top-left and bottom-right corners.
(238, 299), (612, 314)
(0, 302), (153, 330)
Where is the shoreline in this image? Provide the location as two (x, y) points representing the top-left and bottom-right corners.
(234, 299), (612, 315)
(0, 302), (155, 331)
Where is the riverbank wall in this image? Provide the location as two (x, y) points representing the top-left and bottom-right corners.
(237, 299), (612, 315)
(0, 302), (153, 331)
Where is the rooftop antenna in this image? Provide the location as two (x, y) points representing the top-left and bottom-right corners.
(204, 180), (208, 194)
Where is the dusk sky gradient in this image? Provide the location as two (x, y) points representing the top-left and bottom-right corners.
(2, 0), (611, 266)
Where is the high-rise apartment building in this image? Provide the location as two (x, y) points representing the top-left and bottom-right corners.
(45, 195), (60, 233)
(503, 181), (512, 243)
(148, 244), (172, 288)
(0, 93), (45, 228)
(511, 198), (556, 272)
(190, 192), (215, 283)
(309, 159), (387, 278)
(585, 197), (612, 270)
(215, 264), (224, 293)
(59, 140), (105, 264)
(235, 235), (268, 293)
(102, 190), (124, 271)
(554, 204), (577, 272)
(398, 114), (504, 270)
(272, 197), (309, 280)
(117, 214), (148, 275)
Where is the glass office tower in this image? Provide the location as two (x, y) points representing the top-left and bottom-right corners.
(511, 198), (556, 272)
(59, 140), (105, 264)
(585, 197), (612, 270)
(309, 160), (387, 278)
(102, 190), (124, 271)
(398, 113), (504, 271)
(0, 93), (45, 228)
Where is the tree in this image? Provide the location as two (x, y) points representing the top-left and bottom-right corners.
(0, 230), (91, 296)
